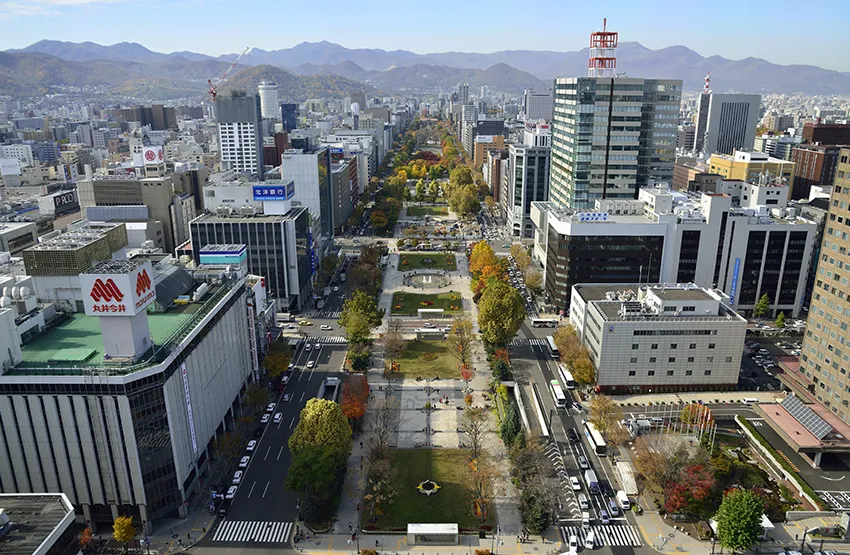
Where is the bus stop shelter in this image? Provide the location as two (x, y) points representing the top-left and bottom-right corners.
(407, 523), (458, 546)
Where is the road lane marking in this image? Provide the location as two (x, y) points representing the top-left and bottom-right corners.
(277, 446), (284, 460)
(247, 481), (256, 498)
(262, 481), (270, 498)
(264, 446), (271, 460)
(300, 392), (305, 402)
(289, 417), (296, 429)
(309, 366), (315, 380)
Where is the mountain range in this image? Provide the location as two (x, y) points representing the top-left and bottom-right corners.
(4, 39), (850, 96)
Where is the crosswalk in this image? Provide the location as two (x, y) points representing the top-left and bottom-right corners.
(310, 309), (342, 318)
(561, 525), (642, 547)
(508, 338), (546, 347)
(817, 490), (850, 510)
(305, 335), (348, 344)
(211, 520), (293, 543)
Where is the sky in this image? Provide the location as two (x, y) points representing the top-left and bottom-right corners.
(1, 0), (849, 72)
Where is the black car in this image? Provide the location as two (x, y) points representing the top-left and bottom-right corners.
(599, 482), (613, 496)
(568, 429), (580, 443)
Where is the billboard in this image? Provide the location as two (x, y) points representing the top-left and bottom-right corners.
(53, 190), (79, 216)
(253, 181), (295, 201)
(80, 261), (156, 317)
(142, 146), (164, 164)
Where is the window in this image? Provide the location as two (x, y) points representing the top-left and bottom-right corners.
(707, 356), (714, 362)
(688, 356), (695, 362)
(725, 356), (733, 362)
(648, 370), (655, 376)
(632, 344), (639, 350)
(628, 370), (636, 376)
(667, 370), (674, 376)
(708, 343), (716, 349)
(705, 370), (712, 376)
(671, 343), (677, 349)
(651, 343), (658, 349)
(668, 357), (676, 363)
(630, 357), (638, 363)
(685, 370), (693, 376)
(689, 343), (696, 349)
(649, 357), (657, 363)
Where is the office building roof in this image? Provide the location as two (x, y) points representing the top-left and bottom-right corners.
(0, 494), (75, 555)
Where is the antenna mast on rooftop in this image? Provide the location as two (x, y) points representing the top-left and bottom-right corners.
(588, 18), (619, 78)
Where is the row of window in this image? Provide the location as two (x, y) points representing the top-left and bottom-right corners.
(628, 355), (732, 363)
(627, 369), (712, 376)
(633, 329), (717, 336)
(632, 342), (715, 350)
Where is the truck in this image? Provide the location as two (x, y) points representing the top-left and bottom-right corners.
(584, 469), (599, 494)
(615, 461), (639, 496)
(340, 273), (346, 283)
(323, 286), (331, 297)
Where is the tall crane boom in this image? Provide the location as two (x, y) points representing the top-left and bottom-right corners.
(208, 46), (251, 102)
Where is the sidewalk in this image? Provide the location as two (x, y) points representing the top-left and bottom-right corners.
(295, 531), (563, 555)
(615, 391), (782, 407)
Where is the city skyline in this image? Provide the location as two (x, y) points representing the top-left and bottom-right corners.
(1, 0), (850, 72)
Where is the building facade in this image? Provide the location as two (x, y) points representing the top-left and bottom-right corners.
(216, 94), (264, 179)
(507, 134), (550, 238)
(257, 82), (279, 120)
(522, 89), (554, 122)
(549, 77), (681, 209)
(709, 151), (796, 194)
(802, 123), (850, 145)
(570, 284), (746, 392)
(791, 144), (841, 201)
(693, 93), (760, 155)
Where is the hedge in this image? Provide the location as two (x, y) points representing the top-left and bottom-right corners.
(737, 417), (827, 510)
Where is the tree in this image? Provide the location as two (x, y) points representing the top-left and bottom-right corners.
(450, 165), (473, 188)
(775, 311), (786, 328)
(466, 455), (498, 522)
(446, 315), (474, 365)
(469, 240), (499, 276)
(317, 252), (339, 288)
(262, 342), (291, 378)
(509, 244), (531, 275)
(500, 402), (521, 446)
(289, 398), (352, 460)
(449, 185), (480, 217)
(461, 406), (490, 459)
(361, 455), (399, 522)
(663, 464), (715, 514)
(370, 210), (389, 231)
(588, 394), (625, 442)
(680, 403), (713, 426)
(427, 180), (439, 201)
(340, 374), (369, 421)
(347, 343), (371, 371)
(285, 444), (343, 501)
(520, 488), (553, 535)
(246, 382), (270, 412)
(571, 355), (596, 386)
(339, 290), (383, 344)
(525, 268), (543, 294)
(381, 316), (407, 366)
(478, 280), (525, 346)
(80, 527), (93, 550)
(365, 394), (401, 460)
(715, 489), (765, 553)
(112, 516), (135, 550)
(414, 179), (426, 202)
(214, 432), (242, 466)
(753, 293), (770, 317)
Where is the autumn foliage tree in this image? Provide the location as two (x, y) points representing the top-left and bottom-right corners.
(262, 341), (291, 378)
(340, 374), (369, 422)
(112, 516), (135, 551)
(663, 464), (716, 514)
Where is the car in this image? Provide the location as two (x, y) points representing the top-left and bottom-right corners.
(578, 455), (589, 470)
(273, 412), (283, 424)
(298, 319), (309, 325)
(584, 530), (595, 548)
(266, 403), (276, 413)
(304, 343), (312, 351)
(570, 476), (582, 491)
(568, 535), (578, 552)
(260, 414), (270, 424)
(225, 486), (238, 500)
(246, 440), (257, 452)
(320, 324), (333, 331)
(232, 471), (243, 484)
(503, 244), (511, 248)
(306, 360), (315, 369)
(568, 429), (580, 443)
(526, 296), (533, 303)
(282, 374), (290, 384)
(315, 343), (322, 351)
(239, 456), (250, 468)
(572, 402), (583, 413)
(283, 393), (292, 402)
(422, 322), (435, 328)
(286, 323), (298, 330)
(599, 509), (610, 524)
(300, 321), (313, 326)
(332, 286), (339, 292)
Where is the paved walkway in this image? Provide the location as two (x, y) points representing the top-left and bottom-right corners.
(614, 391), (783, 407)
(294, 531), (563, 555)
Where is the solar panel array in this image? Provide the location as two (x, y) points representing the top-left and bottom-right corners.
(781, 394), (833, 440)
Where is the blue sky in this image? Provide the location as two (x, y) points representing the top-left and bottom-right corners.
(2, 0), (849, 72)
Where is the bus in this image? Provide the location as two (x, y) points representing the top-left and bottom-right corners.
(583, 421), (607, 456)
(545, 336), (560, 359)
(549, 380), (567, 409)
(531, 318), (558, 328)
(558, 365), (576, 390)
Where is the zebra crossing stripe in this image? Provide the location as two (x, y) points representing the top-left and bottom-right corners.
(212, 520), (293, 543)
(561, 525), (642, 547)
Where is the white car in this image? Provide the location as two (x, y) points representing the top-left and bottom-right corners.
(225, 485), (238, 500)
(246, 440), (257, 452)
(266, 403), (276, 413)
(578, 455), (589, 469)
(570, 476), (581, 491)
(283, 393), (292, 402)
(332, 286), (339, 292)
(584, 531), (595, 548)
(260, 414), (270, 424)
(422, 322), (435, 328)
(306, 360), (315, 369)
(232, 470), (243, 484)
(305, 344), (312, 351)
(273, 412), (283, 424)
(314, 343), (321, 351)
(569, 535), (578, 552)
(239, 456), (250, 468)
(320, 324), (332, 331)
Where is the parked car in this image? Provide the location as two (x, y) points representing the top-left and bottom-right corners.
(246, 440), (257, 452)
(260, 414), (270, 424)
(232, 471), (243, 484)
(307, 360), (315, 369)
(239, 456), (250, 468)
(225, 486), (238, 500)
(320, 324), (333, 331)
(266, 403), (276, 413)
(569, 535), (578, 553)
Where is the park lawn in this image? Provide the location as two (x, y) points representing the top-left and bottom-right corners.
(408, 205), (449, 217)
(397, 252), (457, 270)
(390, 291), (462, 316)
(392, 340), (458, 379)
(371, 448), (495, 530)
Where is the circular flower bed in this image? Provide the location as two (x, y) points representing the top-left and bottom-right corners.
(419, 353), (438, 362)
(450, 295), (458, 301)
(416, 479), (441, 496)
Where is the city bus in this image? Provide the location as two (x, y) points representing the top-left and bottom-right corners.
(545, 336), (560, 359)
(583, 421), (607, 456)
(558, 365), (576, 390)
(549, 380), (567, 409)
(531, 318), (558, 328)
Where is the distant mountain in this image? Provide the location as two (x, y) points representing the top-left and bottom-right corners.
(8, 39), (850, 94)
(222, 65), (373, 102)
(358, 63), (545, 92)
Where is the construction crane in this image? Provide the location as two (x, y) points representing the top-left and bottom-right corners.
(208, 47), (251, 102)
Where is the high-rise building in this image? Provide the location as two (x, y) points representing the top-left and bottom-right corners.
(521, 89), (554, 122)
(506, 125), (550, 237)
(549, 77), (681, 209)
(677, 125), (696, 152)
(458, 83), (469, 105)
(216, 93), (264, 179)
(281, 147), (333, 252)
(258, 81), (280, 120)
(281, 103), (298, 133)
(802, 123), (850, 145)
(790, 144), (841, 200)
(694, 93), (761, 155)
(480, 85), (488, 99)
(763, 113), (795, 133)
(753, 133), (800, 161)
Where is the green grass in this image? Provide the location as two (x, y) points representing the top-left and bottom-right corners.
(370, 449), (495, 530)
(397, 252), (457, 270)
(393, 340), (458, 378)
(391, 291), (462, 316)
(407, 205), (449, 217)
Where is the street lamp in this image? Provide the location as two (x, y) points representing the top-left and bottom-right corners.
(801, 527), (818, 550)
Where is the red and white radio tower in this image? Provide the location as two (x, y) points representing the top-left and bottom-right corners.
(703, 72), (712, 94)
(588, 18), (618, 78)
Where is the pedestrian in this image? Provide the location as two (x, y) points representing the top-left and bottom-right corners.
(348, 522), (352, 532)
(376, 539), (380, 547)
(348, 539), (352, 545)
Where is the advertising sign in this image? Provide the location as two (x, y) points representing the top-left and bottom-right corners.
(53, 190), (79, 216)
(253, 182), (295, 201)
(180, 362), (198, 454)
(142, 146), (164, 164)
(576, 212), (610, 222)
(247, 300), (260, 381)
(80, 261), (156, 316)
(729, 258), (741, 305)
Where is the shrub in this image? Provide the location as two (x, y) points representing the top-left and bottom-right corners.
(419, 353), (438, 361)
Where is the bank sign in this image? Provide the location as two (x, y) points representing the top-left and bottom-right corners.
(253, 182), (295, 201)
(80, 262), (156, 317)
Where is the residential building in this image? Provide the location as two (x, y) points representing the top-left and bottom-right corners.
(531, 180), (817, 316)
(257, 81), (279, 120)
(796, 197), (829, 308)
(763, 114), (795, 133)
(521, 89), (553, 122)
(672, 158), (708, 191)
(677, 125), (696, 152)
(753, 133), (800, 161)
(473, 135), (505, 168)
(708, 151), (796, 194)
(802, 123), (850, 145)
(506, 126), (550, 237)
(693, 93), (760, 155)
(791, 144), (841, 200)
(549, 77), (681, 209)
(458, 83), (469, 105)
(483, 149), (508, 205)
(0, 144), (34, 166)
(570, 284), (746, 392)
(216, 93), (264, 179)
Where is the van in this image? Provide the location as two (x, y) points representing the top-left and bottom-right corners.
(616, 490), (631, 510)
(742, 398), (758, 406)
(578, 493), (589, 510)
